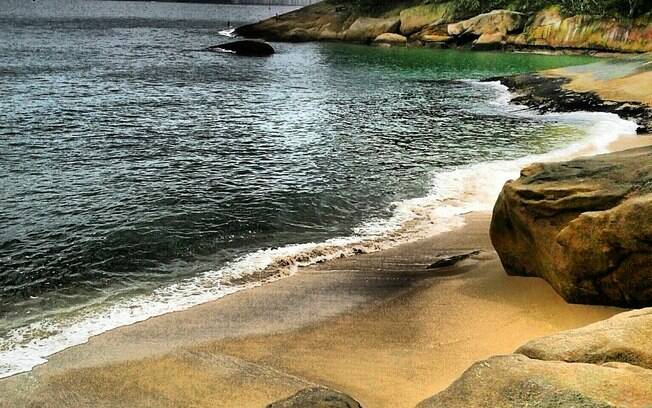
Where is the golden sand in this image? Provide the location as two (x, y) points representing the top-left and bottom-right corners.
(0, 213), (623, 408)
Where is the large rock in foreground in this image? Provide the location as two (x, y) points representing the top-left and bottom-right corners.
(418, 308), (652, 407)
(490, 146), (652, 307)
(518, 308), (652, 369)
(267, 387), (363, 408)
(417, 354), (652, 408)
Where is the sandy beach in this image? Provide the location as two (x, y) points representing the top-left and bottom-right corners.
(0, 208), (629, 408)
(3, 0), (652, 405)
(2, 56), (651, 408)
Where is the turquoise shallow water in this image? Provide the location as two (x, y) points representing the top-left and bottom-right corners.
(0, 0), (616, 377)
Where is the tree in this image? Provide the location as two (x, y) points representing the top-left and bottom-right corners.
(627, 0), (641, 18)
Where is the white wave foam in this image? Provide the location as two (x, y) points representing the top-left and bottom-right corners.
(0, 80), (639, 379)
(218, 28), (236, 38)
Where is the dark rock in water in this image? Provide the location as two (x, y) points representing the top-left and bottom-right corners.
(266, 387), (363, 408)
(490, 146), (652, 307)
(207, 40), (275, 57)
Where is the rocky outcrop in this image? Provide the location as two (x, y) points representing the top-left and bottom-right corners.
(373, 32), (407, 46)
(343, 17), (400, 42)
(236, 1), (652, 53)
(418, 308), (652, 407)
(517, 308), (652, 369)
(207, 40), (275, 56)
(490, 146), (652, 307)
(445, 10), (526, 49)
(235, 2), (357, 42)
(267, 387), (363, 408)
(509, 8), (652, 53)
(398, 2), (456, 36)
(447, 10), (526, 37)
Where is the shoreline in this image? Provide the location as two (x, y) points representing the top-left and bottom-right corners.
(1, 133), (651, 407)
(0, 212), (628, 407)
(3, 50), (652, 407)
(0, 89), (639, 381)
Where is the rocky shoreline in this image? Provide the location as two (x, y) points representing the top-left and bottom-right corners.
(236, 1), (652, 54)
(3, 9), (651, 406)
(492, 73), (652, 133)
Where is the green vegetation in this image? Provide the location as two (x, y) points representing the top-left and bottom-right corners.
(350, 0), (652, 18)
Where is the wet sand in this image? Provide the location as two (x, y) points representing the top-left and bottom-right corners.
(0, 213), (624, 408)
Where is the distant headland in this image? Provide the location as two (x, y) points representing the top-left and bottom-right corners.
(237, 0), (652, 54)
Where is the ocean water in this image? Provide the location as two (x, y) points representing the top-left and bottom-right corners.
(0, 0), (638, 378)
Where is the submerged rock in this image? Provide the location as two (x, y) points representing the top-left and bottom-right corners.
(266, 387), (363, 408)
(490, 146), (652, 307)
(426, 250), (481, 269)
(418, 308), (652, 407)
(207, 40), (275, 56)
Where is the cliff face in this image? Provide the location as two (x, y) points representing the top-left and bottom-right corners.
(511, 8), (652, 53)
(236, 1), (652, 53)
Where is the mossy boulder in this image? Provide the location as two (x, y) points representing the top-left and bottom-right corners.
(447, 10), (527, 37)
(343, 17), (401, 42)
